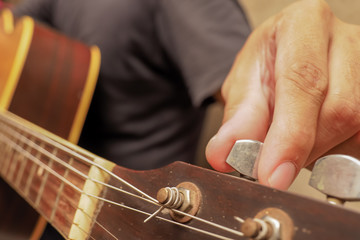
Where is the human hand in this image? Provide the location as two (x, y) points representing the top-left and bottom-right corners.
(206, 0), (360, 190)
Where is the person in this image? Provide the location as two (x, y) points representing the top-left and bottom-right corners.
(12, 0), (360, 200)
(10, 0), (251, 239)
(12, 0), (251, 170)
(206, 0), (360, 190)
(10, 0), (360, 237)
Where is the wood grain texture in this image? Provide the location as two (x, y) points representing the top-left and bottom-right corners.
(0, 9), (99, 239)
(9, 21), (91, 140)
(91, 161), (360, 240)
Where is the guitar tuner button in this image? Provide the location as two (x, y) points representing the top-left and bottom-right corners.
(226, 139), (263, 180)
(309, 154), (360, 205)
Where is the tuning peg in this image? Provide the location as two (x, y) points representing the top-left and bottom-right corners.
(309, 154), (360, 205)
(225, 140), (263, 181)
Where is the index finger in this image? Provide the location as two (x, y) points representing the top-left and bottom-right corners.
(258, 0), (331, 189)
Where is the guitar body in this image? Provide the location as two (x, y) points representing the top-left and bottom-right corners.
(0, 9), (100, 239)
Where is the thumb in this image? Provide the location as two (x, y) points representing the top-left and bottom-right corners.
(206, 99), (270, 172)
(206, 19), (277, 173)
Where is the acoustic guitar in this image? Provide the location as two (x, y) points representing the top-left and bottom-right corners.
(0, 8), (100, 239)
(1, 8), (360, 240)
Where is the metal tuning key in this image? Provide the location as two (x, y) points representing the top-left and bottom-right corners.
(226, 139), (263, 181)
(309, 154), (360, 205)
(238, 207), (294, 240)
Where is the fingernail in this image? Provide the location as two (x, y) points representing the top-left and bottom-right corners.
(206, 134), (218, 148)
(209, 134), (217, 142)
(268, 162), (297, 190)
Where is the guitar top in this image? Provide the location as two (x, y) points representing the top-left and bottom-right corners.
(0, 8), (100, 239)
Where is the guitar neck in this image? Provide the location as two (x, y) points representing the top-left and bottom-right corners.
(0, 9), (102, 239)
(0, 111), (114, 238)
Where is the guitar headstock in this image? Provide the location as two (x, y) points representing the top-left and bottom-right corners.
(89, 161), (360, 240)
(3, 107), (358, 239)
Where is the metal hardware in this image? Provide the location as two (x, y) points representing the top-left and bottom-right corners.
(226, 139), (263, 180)
(169, 182), (202, 223)
(240, 207), (293, 240)
(145, 182), (202, 223)
(241, 216), (280, 240)
(309, 154), (360, 204)
(156, 186), (192, 212)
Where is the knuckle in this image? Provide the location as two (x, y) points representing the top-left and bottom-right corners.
(324, 97), (360, 133)
(283, 61), (328, 102)
(345, 56), (360, 80)
(304, 0), (332, 17)
(283, 0), (332, 22)
(354, 131), (360, 146)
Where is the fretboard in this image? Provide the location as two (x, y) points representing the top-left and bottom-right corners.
(0, 110), (99, 237)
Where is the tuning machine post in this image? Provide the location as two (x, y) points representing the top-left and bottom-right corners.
(238, 208), (294, 240)
(144, 182), (202, 223)
(309, 154), (360, 205)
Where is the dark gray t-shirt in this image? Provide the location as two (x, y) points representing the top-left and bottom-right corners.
(13, 0), (250, 170)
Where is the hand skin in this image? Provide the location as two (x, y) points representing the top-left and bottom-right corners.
(206, 0), (360, 190)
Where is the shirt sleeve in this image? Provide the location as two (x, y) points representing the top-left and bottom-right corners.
(11, 0), (53, 23)
(156, 0), (251, 106)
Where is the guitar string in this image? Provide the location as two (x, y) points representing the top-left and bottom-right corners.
(0, 152), (104, 240)
(0, 129), (119, 240)
(3, 121), (239, 238)
(0, 113), (158, 202)
(0, 124), (156, 205)
(0, 116), (245, 239)
(0, 113), (246, 237)
(0, 131), (243, 240)
(8, 163), (119, 240)
(0, 115), (245, 239)
(26, 168), (120, 240)
(0, 128), (121, 240)
(0, 115), (242, 239)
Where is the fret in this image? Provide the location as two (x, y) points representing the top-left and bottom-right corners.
(0, 127), (6, 170)
(0, 123), (18, 180)
(50, 157), (73, 223)
(0, 112), (103, 238)
(0, 139), (8, 170)
(7, 147), (19, 182)
(0, 123), (10, 173)
(7, 134), (26, 182)
(24, 142), (45, 199)
(15, 135), (34, 188)
(1, 142), (14, 178)
(35, 148), (57, 208)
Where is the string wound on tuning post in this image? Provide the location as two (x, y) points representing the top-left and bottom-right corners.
(143, 205), (165, 223)
(144, 182), (202, 223)
(143, 187), (184, 223)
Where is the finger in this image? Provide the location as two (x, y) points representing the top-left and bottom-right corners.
(206, 98), (270, 172)
(307, 20), (360, 163)
(258, 0), (332, 189)
(321, 131), (360, 159)
(206, 20), (276, 172)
